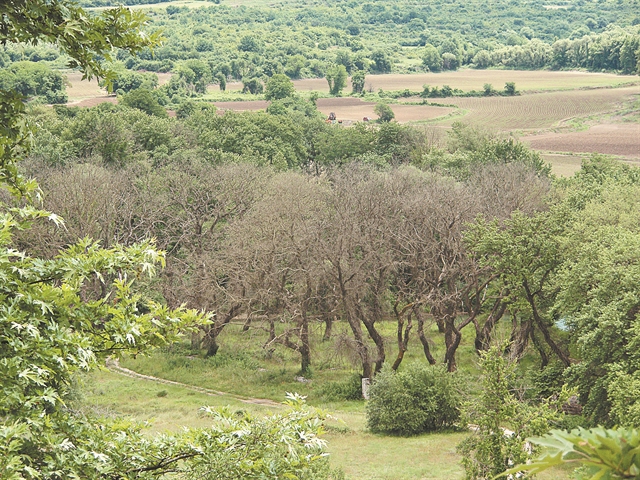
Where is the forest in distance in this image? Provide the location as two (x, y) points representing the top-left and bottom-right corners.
(1, 0), (640, 479)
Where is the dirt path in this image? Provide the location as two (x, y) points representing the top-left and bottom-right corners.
(106, 358), (282, 407)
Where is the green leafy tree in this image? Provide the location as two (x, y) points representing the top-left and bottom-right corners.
(370, 50), (392, 73)
(351, 69), (366, 94)
(0, 61), (67, 103)
(374, 102), (395, 123)
(500, 427), (640, 479)
(242, 77), (263, 94)
(458, 346), (557, 480)
(264, 73), (295, 100)
(504, 82), (517, 95)
(0, 2), (333, 478)
(120, 87), (168, 117)
(422, 44), (443, 72)
(326, 64), (348, 95)
(366, 363), (460, 436)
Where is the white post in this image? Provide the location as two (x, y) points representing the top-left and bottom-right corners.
(361, 377), (370, 400)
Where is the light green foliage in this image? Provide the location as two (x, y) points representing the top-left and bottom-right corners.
(0, 2), (334, 478)
(500, 427), (640, 479)
(264, 73), (295, 100)
(374, 103), (395, 123)
(458, 346), (558, 480)
(326, 64), (348, 96)
(420, 122), (550, 179)
(0, 0), (161, 86)
(194, 110), (307, 169)
(553, 175), (640, 425)
(107, 70), (158, 93)
(422, 44), (443, 72)
(366, 363), (460, 436)
(351, 69), (366, 94)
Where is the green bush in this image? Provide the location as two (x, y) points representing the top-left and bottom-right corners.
(366, 363), (460, 435)
(318, 374), (363, 401)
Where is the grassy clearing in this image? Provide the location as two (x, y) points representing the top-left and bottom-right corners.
(81, 350), (575, 479)
(77, 311), (581, 479)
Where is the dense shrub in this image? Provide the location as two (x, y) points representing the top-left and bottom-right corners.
(366, 363), (460, 435)
(318, 374), (364, 401)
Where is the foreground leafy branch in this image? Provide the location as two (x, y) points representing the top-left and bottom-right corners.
(498, 427), (640, 479)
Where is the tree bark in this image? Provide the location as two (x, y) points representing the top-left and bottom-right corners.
(414, 306), (436, 365)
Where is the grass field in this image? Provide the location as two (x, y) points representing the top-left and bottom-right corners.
(79, 318), (576, 479)
(288, 70), (638, 94)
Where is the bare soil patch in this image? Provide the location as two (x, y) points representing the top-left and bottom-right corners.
(292, 71), (637, 94)
(214, 97), (454, 123)
(526, 123), (640, 158)
(71, 96), (118, 108)
(65, 71), (172, 102)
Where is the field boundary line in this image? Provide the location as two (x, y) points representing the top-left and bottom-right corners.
(105, 358), (282, 407)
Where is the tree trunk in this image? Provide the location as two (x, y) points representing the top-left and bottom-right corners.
(507, 315), (532, 362)
(392, 302), (413, 371)
(337, 264), (372, 379)
(474, 299), (507, 354)
(322, 315), (333, 341)
(414, 306), (436, 365)
(443, 317), (461, 372)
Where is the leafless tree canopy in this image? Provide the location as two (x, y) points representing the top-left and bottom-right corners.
(23, 160), (551, 375)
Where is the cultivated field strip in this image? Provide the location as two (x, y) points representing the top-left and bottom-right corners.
(434, 86), (639, 130)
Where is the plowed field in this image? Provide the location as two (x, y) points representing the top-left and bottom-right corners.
(526, 124), (640, 158)
(213, 97), (456, 123)
(430, 86), (639, 130)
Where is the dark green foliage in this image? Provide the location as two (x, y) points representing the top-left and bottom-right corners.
(458, 346), (558, 480)
(374, 103), (395, 123)
(318, 374), (364, 401)
(351, 69), (366, 94)
(366, 363), (460, 436)
(264, 73), (295, 100)
(0, 61), (67, 103)
(504, 82), (517, 96)
(502, 427), (640, 479)
(120, 88), (167, 117)
(109, 70), (158, 93)
(326, 64), (348, 95)
(242, 77), (263, 95)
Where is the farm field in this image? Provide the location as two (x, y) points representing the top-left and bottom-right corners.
(285, 70), (638, 94)
(422, 86), (639, 130)
(526, 123), (640, 159)
(213, 97), (457, 123)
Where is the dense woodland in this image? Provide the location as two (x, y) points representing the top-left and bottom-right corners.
(2, 0), (640, 478)
(17, 97), (640, 431)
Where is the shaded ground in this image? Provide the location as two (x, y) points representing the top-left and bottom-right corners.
(525, 123), (640, 158)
